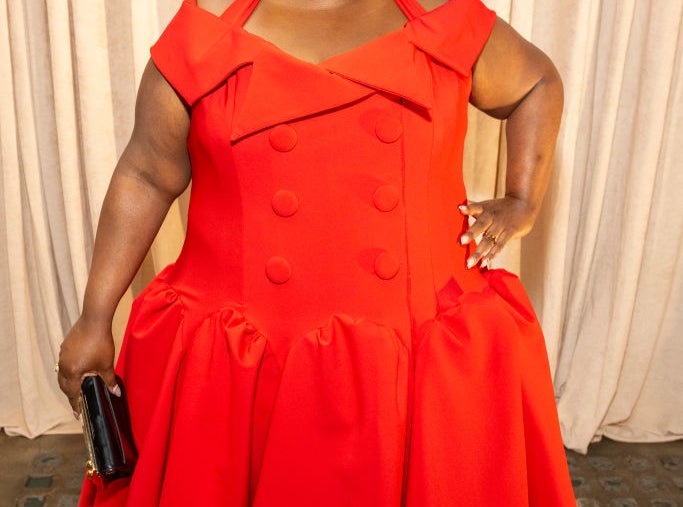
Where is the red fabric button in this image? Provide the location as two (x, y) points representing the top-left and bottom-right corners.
(375, 117), (403, 143)
(265, 256), (292, 284)
(272, 190), (299, 217)
(269, 124), (298, 152)
(373, 185), (400, 212)
(374, 251), (400, 280)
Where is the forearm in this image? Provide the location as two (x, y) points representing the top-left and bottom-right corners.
(461, 19), (564, 265)
(504, 64), (564, 221)
(81, 160), (181, 326)
(79, 58), (192, 326)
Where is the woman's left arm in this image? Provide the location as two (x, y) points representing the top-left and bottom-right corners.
(460, 17), (564, 268)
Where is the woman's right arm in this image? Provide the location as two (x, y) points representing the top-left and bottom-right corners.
(57, 60), (191, 415)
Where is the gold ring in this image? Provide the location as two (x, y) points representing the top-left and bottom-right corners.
(54, 363), (59, 373)
(485, 232), (498, 245)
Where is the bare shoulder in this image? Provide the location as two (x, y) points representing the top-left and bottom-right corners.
(136, 60), (189, 136)
(471, 18), (562, 119)
(122, 60), (191, 195)
(196, 0), (234, 16)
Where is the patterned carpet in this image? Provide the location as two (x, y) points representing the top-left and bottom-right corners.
(1, 430), (682, 506)
(568, 439), (683, 506)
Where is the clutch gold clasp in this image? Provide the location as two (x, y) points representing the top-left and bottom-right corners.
(80, 393), (98, 479)
(86, 459), (95, 479)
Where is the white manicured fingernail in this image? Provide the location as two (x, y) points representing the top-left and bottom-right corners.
(460, 234), (469, 245)
(481, 258), (488, 268)
(467, 257), (475, 269)
(458, 205), (467, 213)
(111, 384), (122, 397)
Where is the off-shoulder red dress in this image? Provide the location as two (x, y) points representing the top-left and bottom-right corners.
(78, 0), (575, 505)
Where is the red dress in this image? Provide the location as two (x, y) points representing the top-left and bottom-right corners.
(79, 0), (575, 505)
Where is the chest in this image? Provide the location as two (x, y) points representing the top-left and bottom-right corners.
(241, 0), (409, 64)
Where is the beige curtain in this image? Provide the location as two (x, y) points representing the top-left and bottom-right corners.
(1, 0), (681, 453)
(543, 0), (683, 451)
(0, 0), (184, 436)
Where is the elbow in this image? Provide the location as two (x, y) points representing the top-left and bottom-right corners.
(505, 56), (564, 125)
(115, 144), (191, 203)
(534, 54), (564, 119)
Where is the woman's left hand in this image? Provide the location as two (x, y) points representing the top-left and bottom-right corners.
(459, 196), (537, 269)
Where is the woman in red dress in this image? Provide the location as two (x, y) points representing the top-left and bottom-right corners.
(58, 0), (573, 504)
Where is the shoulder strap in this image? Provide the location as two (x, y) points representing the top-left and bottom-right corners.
(221, 0), (261, 24)
(188, 0), (260, 24)
(394, 0), (427, 20)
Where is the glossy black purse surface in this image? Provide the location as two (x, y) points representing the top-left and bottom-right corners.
(80, 375), (137, 483)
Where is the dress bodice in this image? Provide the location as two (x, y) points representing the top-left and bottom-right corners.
(151, 0), (497, 344)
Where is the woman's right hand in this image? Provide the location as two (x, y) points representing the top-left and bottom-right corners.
(57, 317), (119, 417)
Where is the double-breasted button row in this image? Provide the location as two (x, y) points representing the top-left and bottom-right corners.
(263, 117), (403, 284)
(266, 251), (400, 283)
(267, 124), (297, 283)
(270, 115), (402, 151)
(373, 114), (402, 279)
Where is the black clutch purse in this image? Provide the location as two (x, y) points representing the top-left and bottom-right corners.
(79, 375), (137, 483)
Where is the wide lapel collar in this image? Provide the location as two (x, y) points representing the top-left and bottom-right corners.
(229, 45), (375, 142)
(321, 29), (434, 112)
(161, 1), (499, 141)
(231, 27), (440, 140)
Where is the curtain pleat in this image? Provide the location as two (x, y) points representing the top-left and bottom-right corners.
(47, 0), (89, 317)
(1, 0), (72, 435)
